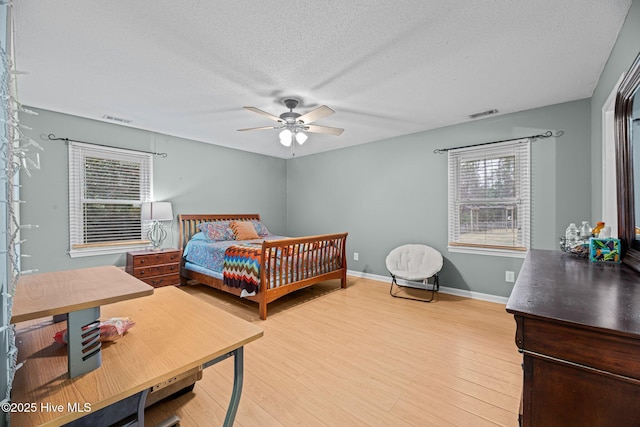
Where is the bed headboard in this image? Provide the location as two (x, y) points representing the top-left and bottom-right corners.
(178, 214), (261, 250)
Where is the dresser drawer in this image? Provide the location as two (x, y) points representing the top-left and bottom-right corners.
(133, 252), (181, 267)
(133, 263), (179, 278)
(521, 316), (640, 381)
(140, 273), (181, 288)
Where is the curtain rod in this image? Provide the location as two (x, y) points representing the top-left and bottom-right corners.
(433, 131), (554, 154)
(47, 134), (168, 157)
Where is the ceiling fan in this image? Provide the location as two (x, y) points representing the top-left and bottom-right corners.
(238, 98), (344, 147)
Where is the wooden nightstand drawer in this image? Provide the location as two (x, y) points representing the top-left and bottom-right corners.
(133, 263), (179, 278)
(140, 274), (181, 288)
(132, 252), (181, 268)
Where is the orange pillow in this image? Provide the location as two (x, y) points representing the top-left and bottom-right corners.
(230, 221), (259, 240)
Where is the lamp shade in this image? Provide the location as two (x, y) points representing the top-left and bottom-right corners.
(295, 131), (308, 145)
(141, 201), (173, 221)
(279, 129), (292, 147)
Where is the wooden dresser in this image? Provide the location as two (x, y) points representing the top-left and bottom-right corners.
(126, 248), (182, 287)
(506, 249), (640, 426)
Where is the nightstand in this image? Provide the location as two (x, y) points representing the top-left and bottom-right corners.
(125, 248), (182, 288)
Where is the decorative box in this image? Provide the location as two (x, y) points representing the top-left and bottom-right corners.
(589, 238), (621, 264)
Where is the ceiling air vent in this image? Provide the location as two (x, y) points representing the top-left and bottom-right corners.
(102, 114), (132, 124)
(468, 109), (498, 120)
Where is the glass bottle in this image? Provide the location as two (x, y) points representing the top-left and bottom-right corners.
(579, 221), (592, 240)
(565, 223), (579, 247)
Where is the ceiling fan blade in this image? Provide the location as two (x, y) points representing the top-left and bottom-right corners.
(297, 105), (334, 124)
(237, 126), (277, 132)
(243, 106), (282, 122)
(304, 124), (344, 136)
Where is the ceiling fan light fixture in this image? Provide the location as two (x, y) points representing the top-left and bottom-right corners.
(295, 131), (308, 145)
(240, 99), (344, 151)
(279, 129), (292, 147)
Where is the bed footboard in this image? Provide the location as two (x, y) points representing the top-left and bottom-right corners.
(258, 232), (348, 304)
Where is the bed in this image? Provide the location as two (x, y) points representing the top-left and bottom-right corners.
(178, 214), (348, 320)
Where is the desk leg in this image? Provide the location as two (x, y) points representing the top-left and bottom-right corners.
(67, 307), (102, 378)
(133, 388), (149, 427)
(223, 347), (244, 427)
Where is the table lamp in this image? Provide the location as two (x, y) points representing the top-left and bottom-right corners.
(141, 201), (173, 249)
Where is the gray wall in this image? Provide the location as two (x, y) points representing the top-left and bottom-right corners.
(591, 0), (640, 220)
(19, 108), (287, 273)
(19, 100), (592, 298)
(286, 99), (591, 297)
(17, 0), (640, 298)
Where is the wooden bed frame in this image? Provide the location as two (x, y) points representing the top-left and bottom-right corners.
(178, 214), (348, 320)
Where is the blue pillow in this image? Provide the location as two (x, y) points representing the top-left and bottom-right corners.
(198, 222), (234, 241)
(190, 232), (207, 241)
(251, 220), (271, 237)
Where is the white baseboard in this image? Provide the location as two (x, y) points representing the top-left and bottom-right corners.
(346, 270), (509, 305)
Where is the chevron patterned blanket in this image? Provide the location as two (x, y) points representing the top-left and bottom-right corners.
(222, 243), (262, 294)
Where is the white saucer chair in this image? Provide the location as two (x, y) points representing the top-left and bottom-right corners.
(385, 244), (443, 302)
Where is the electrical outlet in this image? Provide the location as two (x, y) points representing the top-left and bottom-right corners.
(505, 271), (515, 283)
(353, 252), (359, 261)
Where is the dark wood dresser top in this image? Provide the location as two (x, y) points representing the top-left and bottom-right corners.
(506, 249), (640, 338)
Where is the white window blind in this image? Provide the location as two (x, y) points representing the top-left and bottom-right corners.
(448, 139), (530, 256)
(69, 142), (152, 257)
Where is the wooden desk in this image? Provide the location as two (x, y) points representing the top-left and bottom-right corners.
(11, 266), (154, 323)
(11, 286), (263, 427)
(506, 249), (640, 426)
(12, 266), (155, 378)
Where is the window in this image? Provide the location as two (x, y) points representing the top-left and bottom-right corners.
(448, 139), (530, 257)
(69, 142), (152, 257)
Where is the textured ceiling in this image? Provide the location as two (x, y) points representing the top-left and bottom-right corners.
(13, 0), (632, 158)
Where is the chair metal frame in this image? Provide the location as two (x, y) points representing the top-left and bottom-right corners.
(389, 273), (440, 303)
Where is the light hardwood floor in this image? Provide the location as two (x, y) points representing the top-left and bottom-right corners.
(145, 277), (522, 426)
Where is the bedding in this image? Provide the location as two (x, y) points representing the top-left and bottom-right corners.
(230, 220), (260, 240)
(183, 235), (284, 272)
(250, 220), (271, 237)
(222, 243), (262, 294)
(199, 221), (234, 241)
